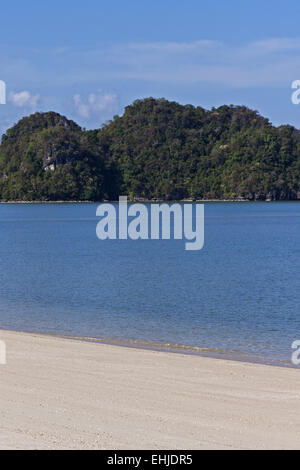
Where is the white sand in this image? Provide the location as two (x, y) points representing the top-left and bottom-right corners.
(0, 329), (300, 450)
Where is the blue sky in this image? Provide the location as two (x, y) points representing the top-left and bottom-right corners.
(1, 0), (300, 133)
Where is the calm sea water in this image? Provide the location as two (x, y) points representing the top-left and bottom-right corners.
(0, 202), (299, 363)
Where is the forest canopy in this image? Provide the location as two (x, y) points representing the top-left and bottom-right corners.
(0, 98), (300, 201)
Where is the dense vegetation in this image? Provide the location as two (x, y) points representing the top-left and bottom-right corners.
(1, 98), (300, 201)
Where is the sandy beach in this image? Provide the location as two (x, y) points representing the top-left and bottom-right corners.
(0, 329), (300, 450)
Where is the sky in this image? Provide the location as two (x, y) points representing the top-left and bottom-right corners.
(1, 0), (300, 134)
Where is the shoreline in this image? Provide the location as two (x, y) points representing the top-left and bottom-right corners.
(1, 199), (300, 204)
(0, 327), (295, 369)
(1, 328), (300, 449)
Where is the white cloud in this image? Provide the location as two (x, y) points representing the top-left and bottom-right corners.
(122, 40), (221, 53)
(81, 38), (300, 88)
(73, 90), (119, 120)
(8, 90), (40, 108)
(250, 38), (300, 53)
(2, 37), (300, 119)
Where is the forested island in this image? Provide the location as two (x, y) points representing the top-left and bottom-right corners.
(0, 97), (300, 201)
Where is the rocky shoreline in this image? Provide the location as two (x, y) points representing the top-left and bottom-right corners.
(0, 197), (300, 204)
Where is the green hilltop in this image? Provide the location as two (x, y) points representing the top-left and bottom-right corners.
(1, 98), (300, 201)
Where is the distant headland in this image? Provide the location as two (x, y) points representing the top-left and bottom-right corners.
(1, 97), (300, 202)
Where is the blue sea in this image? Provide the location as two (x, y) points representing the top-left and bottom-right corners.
(0, 202), (299, 364)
